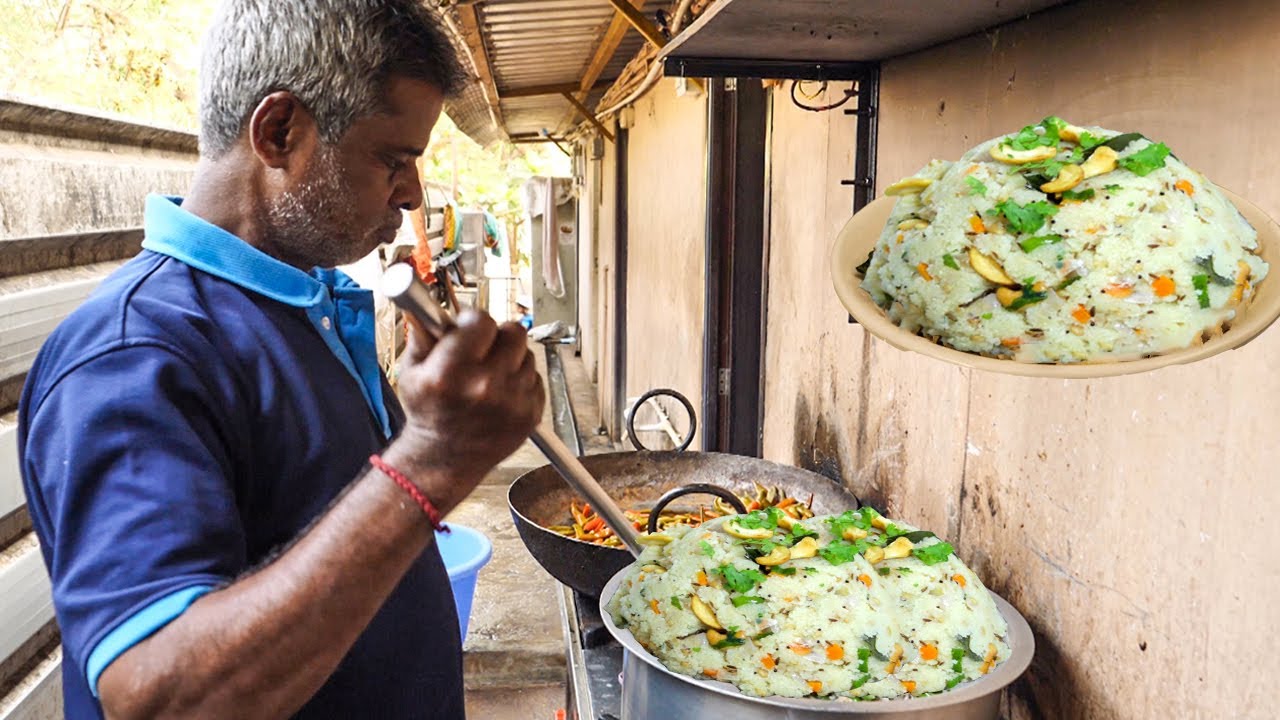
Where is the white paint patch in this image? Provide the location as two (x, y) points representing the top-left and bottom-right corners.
(966, 442), (982, 456)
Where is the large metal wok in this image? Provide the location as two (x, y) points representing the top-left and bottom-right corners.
(508, 451), (860, 598)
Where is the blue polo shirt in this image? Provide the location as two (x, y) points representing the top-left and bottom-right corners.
(18, 196), (464, 718)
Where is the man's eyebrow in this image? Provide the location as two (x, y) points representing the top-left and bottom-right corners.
(386, 145), (426, 157)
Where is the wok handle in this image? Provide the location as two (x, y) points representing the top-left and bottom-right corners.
(646, 483), (748, 534)
(380, 264), (644, 557)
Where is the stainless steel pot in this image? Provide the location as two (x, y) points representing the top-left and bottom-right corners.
(600, 568), (1035, 719)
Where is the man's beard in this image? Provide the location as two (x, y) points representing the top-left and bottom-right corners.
(263, 144), (385, 269)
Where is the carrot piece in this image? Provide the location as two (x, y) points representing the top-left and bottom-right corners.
(1000, 337), (1021, 349)
(761, 654), (777, 670)
(920, 643), (939, 661)
(969, 215), (986, 234)
(807, 680), (823, 694)
(857, 574), (872, 588)
(696, 570), (709, 586)
(826, 643), (844, 661)
(703, 668), (719, 678)
(583, 517), (605, 532)
(1071, 304), (1092, 324)
(902, 680), (917, 693)
(896, 233), (905, 244)
(789, 643), (812, 656)
(1175, 179), (1195, 196)
(916, 263), (933, 281)
(1152, 276), (1176, 297)
(952, 573), (968, 587)
(965, 164), (980, 175)
(777, 497), (797, 509)
(1104, 284), (1134, 298)
(650, 599), (661, 615)
(746, 500), (761, 511)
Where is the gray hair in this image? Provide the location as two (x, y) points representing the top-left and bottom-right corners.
(198, 0), (467, 157)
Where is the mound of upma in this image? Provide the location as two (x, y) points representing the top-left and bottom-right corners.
(606, 507), (1009, 701)
(860, 117), (1268, 363)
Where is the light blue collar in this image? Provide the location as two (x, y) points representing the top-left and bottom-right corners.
(141, 195), (392, 438)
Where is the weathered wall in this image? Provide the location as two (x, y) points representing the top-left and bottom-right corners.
(592, 126), (622, 436)
(0, 98), (198, 719)
(761, 1), (1280, 718)
(622, 79), (708, 447)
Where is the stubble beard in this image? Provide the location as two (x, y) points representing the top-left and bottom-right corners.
(263, 144), (379, 269)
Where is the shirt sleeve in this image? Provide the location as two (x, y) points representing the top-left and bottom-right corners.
(21, 342), (247, 695)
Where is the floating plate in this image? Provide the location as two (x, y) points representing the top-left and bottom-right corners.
(830, 188), (1280, 379)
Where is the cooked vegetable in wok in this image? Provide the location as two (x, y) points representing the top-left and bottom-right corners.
(546, 482), (815, 548)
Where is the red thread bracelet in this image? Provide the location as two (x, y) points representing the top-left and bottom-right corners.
(369, 454), (449, 533)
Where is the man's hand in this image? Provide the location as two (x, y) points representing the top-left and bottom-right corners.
(384, 310), (545, 512)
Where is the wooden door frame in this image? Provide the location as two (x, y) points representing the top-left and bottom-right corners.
(702, 78), (770, 456)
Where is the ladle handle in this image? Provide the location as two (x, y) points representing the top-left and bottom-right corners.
(380, 264), (643, 557)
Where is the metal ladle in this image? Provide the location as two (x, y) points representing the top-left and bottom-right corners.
(380, 263), (643, 557)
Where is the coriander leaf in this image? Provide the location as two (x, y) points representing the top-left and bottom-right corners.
(964, 176), (987, 197)
(1067, 146), (1084, 164)
(897, 566), (913, 575)
(951, 647), (965, 674)
(736, 507), (782, 530)
(671, 596), (682, 609)
(912, 541), (956, 566)
(1118, 142), (1171, 176)
(878, 567), (891, 576)
(1104, 184), (1122, 193)
(884, 523), (907, 537)
(994, 199), (1059, 235)
(857, 647), (871, 673)
(1062, 189), (1095, 201)
(818, 540), (867, 566)
(1192, 273), (1211, 308)
(824, 510), (866, 538)
(773, 567), (797, 576)
(731, 595), (767, 607)
(1040, 115), (1067, 140)
(942, 253), (960, 270)
(700, 540), (716, 557)
(981, 312), (994, 319)
(789, 524), (819, 543)
(717, 564), (767, 593)
(1079, 131), (1105, 150)
(1018, 234), (1063, 253)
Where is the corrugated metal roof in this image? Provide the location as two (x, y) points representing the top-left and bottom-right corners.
(442, 0), (656, 143)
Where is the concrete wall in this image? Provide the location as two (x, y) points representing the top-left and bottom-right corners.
(761, 1), (1280, 718)
(622, 79), (708, 448)
(0, 98), (198, 718)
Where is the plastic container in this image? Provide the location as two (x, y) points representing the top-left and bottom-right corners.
(435, 524), (493, 640)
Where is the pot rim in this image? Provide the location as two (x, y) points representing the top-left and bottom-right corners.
(599, 566), (1035, 714)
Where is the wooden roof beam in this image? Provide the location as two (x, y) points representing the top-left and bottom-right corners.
(500, 81), (611, 99)
(556, 0), (645, 136)
(455, 4), (505, 134)
(560, 91), (614, 142)
(604, 0), (667, 49)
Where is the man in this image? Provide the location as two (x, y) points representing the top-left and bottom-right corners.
(17, 1), (543, 717)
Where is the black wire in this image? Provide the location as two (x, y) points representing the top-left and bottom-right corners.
(790, 80), (857, 112)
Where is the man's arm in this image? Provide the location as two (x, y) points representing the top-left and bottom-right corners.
(98, 312), (543, 720)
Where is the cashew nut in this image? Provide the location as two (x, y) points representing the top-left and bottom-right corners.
(996, 287), (1023, 308)
(1081, 146), (1118, 179)
(755, 546), (792, 566)
(990, 143), (1058, 164)
(691, 595), (723, 629)
(707, 629), (728, 646)
(863, 546), (885, 564)
(637, 533), (673, 546)
(790, 537), (819, 559)
(884, 177), (933, 196)
(724, 521), (774, 540)
(870, 515), (889, 531)
(968, 248), (1016, 286)
(776, 514), (796, 531)
(1058, 124), (1086, 143)
(842, 526), (869, 541)
(1039, 163), (1085, 194)
(883, 537), (914, 560)
(897, 218), (930, 231)
(640, 564), (667, 574)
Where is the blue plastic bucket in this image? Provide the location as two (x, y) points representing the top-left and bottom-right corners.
(435, 524), (492, 640)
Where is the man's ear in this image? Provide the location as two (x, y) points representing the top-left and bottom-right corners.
(247, 92), (317, 170)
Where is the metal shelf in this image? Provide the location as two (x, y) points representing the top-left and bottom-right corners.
(660, 0), (1072, 71)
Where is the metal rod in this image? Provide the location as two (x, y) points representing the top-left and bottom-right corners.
(380, 263), (643, 556)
